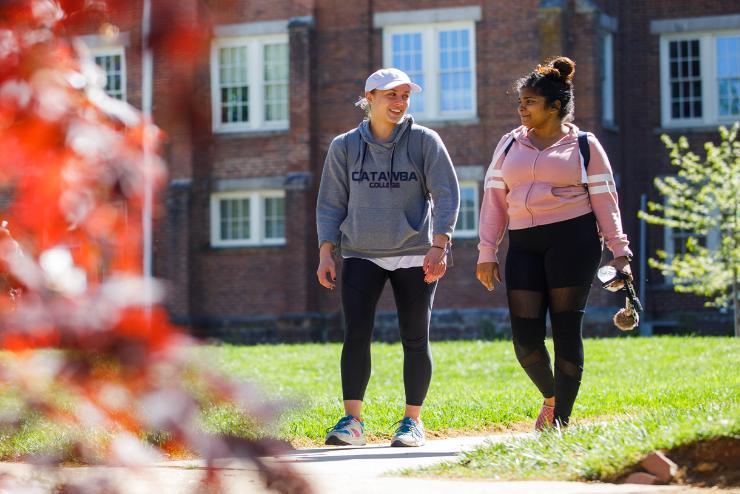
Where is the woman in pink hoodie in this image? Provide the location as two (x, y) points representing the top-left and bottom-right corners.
(476, 57), (632, 429)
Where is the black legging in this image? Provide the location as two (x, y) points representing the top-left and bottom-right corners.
(341, 257), (436, 406)
(505, 213), (602, 425)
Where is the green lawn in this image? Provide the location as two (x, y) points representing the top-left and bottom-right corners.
(195, 336), (739, 447)
(0, 336), (738, 481)
(415, 403), (738, 482)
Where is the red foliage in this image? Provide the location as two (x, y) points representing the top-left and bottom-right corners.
(0, 1), (312, 492)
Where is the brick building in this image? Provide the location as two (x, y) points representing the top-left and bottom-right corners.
(79, 0), (739, 340)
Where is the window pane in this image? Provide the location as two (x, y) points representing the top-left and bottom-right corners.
(690, 40), (699, 56)
(94, 53), (125, 100)
(220, 201), (229, 239)
(667, 40), (702, 119)
(264, 43), (289, 122)
(264, 44), (288, 80)
(439, 29), (473, 113)
(455, 186), (477, 232)
(391, 32), (424, 114)
(264, 196), (285, 240)
(218, 46), (249, 124)
(218, 197), (251, 241)
(717, 36), (740, 117)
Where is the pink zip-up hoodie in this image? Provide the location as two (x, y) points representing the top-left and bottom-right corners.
(477, 123), (632, 264)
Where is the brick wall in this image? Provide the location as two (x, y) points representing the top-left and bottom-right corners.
(70, 0), (738, 338)
(175, 1), (317, 321)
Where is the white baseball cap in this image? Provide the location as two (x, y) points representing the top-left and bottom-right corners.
(364, 68), (423, 93)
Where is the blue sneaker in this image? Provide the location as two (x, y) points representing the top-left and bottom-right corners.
(324, 415), (366, 446)
(391, 417), (425, 447)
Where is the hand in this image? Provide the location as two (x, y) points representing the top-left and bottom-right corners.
(423, 246), (447, 284)
(476, 262), (501, 291)
(604, 256), (633, 290)
(607, 256), (633, 280)
(316, 243), (337, 289)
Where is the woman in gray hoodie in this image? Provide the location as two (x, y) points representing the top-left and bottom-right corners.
(316, 68), (459, 448)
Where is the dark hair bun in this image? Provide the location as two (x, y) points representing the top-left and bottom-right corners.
(549, 56), (575, 82)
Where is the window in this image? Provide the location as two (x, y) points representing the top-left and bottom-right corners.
(668, 39), (703, 120)
(454, 182), (479, 238)
(384, 22), (476, 121)
(210, 191), (286, 246)
(601, 32), (615, 125)
(211, 35), (289, 132)
(92, 47), (126, 100)
(660, 31), (740, 126)
(717, 36), (740, 117)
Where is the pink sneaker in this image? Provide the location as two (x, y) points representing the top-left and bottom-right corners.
(535, 402), (555, 430)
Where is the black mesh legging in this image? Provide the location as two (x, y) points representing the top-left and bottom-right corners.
(505, 213), (603, 426)
(340, 257), (437, 406)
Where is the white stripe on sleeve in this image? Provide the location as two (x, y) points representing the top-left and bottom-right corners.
(485, 180), (507, 190)
(586, 174), (614, 184)
(588, 184), (617, 194)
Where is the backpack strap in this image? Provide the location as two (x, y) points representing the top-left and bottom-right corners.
(578, 131), (590, 171)
(484, 134), (514, 190)
(503, 137), (515, 156)
(344, 128), (362, 169)
(504, 132), (589, 165)
(407, 124), (430, 198)
(495, 131), (592, 184)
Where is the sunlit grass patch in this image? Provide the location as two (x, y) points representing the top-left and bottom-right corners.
(414, 402), (739, 481)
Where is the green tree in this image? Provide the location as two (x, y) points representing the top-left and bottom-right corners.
(639, 124), (740, 336)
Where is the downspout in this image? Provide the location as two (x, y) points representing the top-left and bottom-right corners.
(368, 0), (374, 72)
(142, 0), (154, 319)
(639, 193), (651, 336)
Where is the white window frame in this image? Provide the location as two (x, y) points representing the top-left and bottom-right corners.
(453, 181), (479, 239)
(210, 34), (289, 133)
(90, 45), (126, 101)
(660, 30), (740, 128)
(383, 21), (477, 122)
(601, 32), (615, 125)
(210, 190), (286, 247)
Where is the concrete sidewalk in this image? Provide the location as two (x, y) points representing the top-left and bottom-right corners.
(0, 434), (734, 493)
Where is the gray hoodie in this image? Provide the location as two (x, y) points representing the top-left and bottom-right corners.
(316, 115), (460, 258)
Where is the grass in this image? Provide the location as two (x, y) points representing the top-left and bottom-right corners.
(194, 336), (739, 446)
(414, 404), (739, 481)
(0, 335), (738, 482)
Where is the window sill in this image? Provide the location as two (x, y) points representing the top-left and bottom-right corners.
(602, 122), (619, 132)
(213, 127), (290, 138)
(208, 242), (287, 251)
(452, 232), (479, 240)
(654, 123), (736, 134)
(415, 116), (480, 128)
